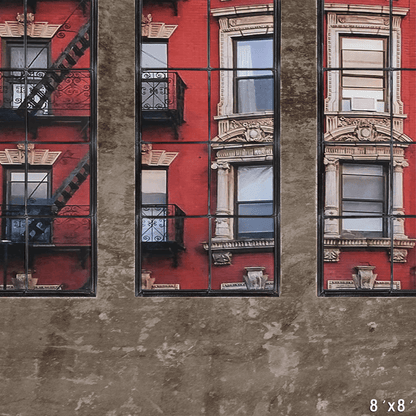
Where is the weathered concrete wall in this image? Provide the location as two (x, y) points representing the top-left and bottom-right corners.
(1, 0), (415, 415)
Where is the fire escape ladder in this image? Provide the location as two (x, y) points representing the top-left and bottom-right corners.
(18, 20), (91, 115)
(52, 153), (90, 212)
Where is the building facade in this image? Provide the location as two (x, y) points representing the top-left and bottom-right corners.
(321, 0), (416, 293)
(139, 0), (278, 293)
(0, 0), (95, 293)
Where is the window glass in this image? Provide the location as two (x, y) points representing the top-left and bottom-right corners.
(142, 170), (167, 204)
(142, 43), (167, 69)
(10, 44), (48, 69)
(340, 36), (386, 112)
(237, 166), (273, 201)
(235, 38), (274, 113)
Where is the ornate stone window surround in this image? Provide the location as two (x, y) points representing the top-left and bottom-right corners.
(325, 4), (409, 116)
(323, 130), (416, 262)
(206, 6), (276, 264)
(211, 5), (274, 119)
(207, 142), (274, 257)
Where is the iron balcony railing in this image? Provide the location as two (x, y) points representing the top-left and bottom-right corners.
(141, 72), (186, 125)
(141, 204), (185, 250)
(0, 72), (91, 117)
(3, 204), (53, 244)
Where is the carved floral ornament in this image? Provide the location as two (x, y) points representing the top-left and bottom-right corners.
(141, 14), (177, 39)
(212, 120), (274, 144)
(324, 123), (412, 143)
(0, 13), (61, 38)
(0, 144), (61, 165)
(141, 143), (178, 166)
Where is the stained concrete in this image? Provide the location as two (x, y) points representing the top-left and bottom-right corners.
(0, 0), (415, 415)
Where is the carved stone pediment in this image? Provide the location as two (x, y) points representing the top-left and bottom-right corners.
(141, 14), (177, 39)
(141, 144), (178, 166)
(325, 123), (412, 143)
(213, 118), (274, 144)
(0, 144), (61, 165)
(0, 14), (61, 38)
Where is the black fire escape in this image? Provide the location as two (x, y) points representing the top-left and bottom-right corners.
(0, 18), (92, 275)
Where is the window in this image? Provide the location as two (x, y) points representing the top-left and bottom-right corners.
(141, 169), (168, 243)
(4, 169), (52, 243)
(235, 38), (273, 113)
(340, 37), (387, 112)
(341, 164), (386, 237)
(142, 42), (167, 70)
(5, 41), (49, 112)
(236, 165), (274, 239)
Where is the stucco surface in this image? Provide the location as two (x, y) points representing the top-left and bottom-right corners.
(1, 0), (416, 415)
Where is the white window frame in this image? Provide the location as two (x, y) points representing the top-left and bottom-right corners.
(325, 4), (408, 117)
(212, 5), (274, 119)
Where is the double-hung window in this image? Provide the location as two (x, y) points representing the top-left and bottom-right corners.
(235, 38), (273, 113)
(141, 169), (168, 243)
(340, 36), (387, 112)
(236, 165), (274, 239)
(341, 163), (386, 238)
(6, 41), (49, 112)
(5, 169), (52, 243)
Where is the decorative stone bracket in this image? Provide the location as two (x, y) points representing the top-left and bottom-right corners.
(141, 14), (177, 39)
(243, 266), (268, 290)
(0, 144), (61, 165)
(141, 270), (155, 290)
(0, 13), (61, 38)
(352, 265), (377, 289)
(141, 143), (178, 166)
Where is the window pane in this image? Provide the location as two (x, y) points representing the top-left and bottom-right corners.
(142, 43), (167, 69)
(238, 166), (273, 201)
(342, 201), (383, 214)
(10, 183), (25, 203)
(237, 38), (273, 69)
(238, 202), (273, 216)
(237, 77), (274, 113)
(27, 183), (48, 200)
(238, 217), (274, 237)
(142, 170), (167, 204)
(342, 77), (384, 89)
(343, 165), (384, 175)
(342, 50), (384, 68)
(10, 45), (48, 69)
(342, 38), (384, 51)
(28, 172), (49, 182)
(342, 217), (383, 232)
(343, 176), (384, 200)
(10, 172), (25, 181)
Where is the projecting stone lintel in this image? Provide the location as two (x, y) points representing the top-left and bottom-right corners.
(324, 4), (409, 16)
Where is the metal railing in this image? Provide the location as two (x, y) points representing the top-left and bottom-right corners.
(141, 204), (185, 248)
(141, 72), (186, 125)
